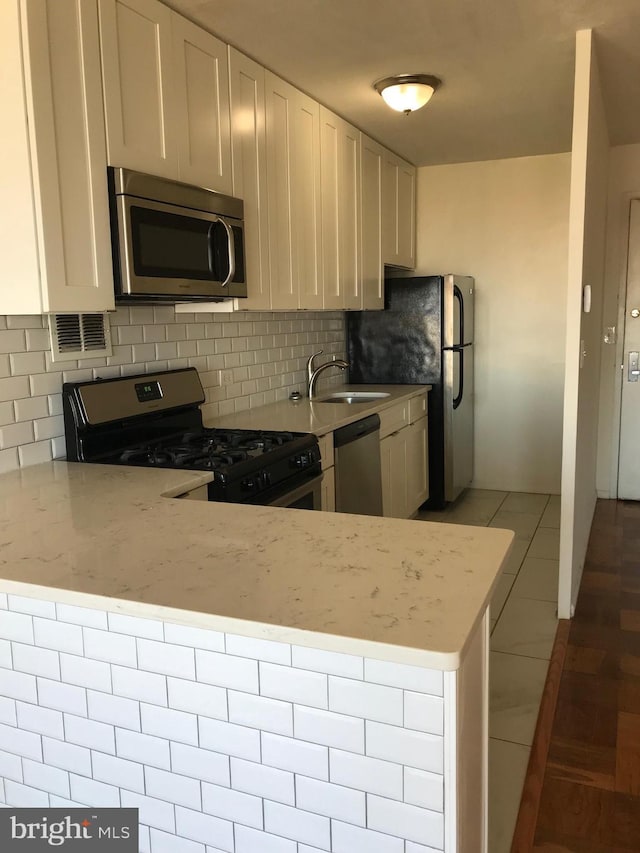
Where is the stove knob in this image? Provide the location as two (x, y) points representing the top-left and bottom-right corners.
(291, 453), (309, 469)
(241, 477), (256, 492)
(262, 471), (272, 488)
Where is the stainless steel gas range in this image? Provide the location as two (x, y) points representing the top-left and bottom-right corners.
(62, 368), (322, 510)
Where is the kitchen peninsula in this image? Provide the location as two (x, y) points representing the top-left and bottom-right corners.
(0, 462), (512, 852)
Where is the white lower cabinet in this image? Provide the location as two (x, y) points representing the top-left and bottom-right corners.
(380, 395), (429, 518)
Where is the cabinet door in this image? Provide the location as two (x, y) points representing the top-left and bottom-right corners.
(406, 416), (429, 514)
(229, 48), (270, 308)
(321, 466), (336, 512)
(2, 0), (114, 314)
(382, 149), (416, 269)
(380, 431), (408, 519)
(264, 71), (296, 309)
(172, 15), (232, 194)
(320, 108), (360, 310)
(360, 134), (384, 310)
(99, 0), (178, 178)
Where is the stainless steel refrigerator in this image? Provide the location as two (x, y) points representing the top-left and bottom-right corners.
(347, 274), (474, 510)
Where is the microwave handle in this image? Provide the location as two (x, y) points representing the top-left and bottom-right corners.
(217, 218), (235, 288)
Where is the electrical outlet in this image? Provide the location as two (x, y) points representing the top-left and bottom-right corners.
(219, 369), (234, 386)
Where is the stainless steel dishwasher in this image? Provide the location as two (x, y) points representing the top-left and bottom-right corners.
(333, 413), (383, 515)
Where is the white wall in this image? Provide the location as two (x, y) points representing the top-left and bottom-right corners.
(0, 308), (345, 474)
(596, 143), (640, 497)
(559, 30), (610, 619)
(414, 154), (570, 494)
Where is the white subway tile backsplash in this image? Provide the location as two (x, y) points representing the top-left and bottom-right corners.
(115, 728), (171, 770)
(0, 721), (42, 760)
(264, 801), (330, 850)
(60, 653), (111, 692)
(0, 696), (16, 725)
(163, 623), (225, 653)
(404, 767), (444, 812)
(87, 690), (140, 731)
(138, 638), (195, 680)
(22, 757), (70, 798)
(234, 825), (296, 853)
(92, 751), (145, 793)
(0, 748), (23, 782)
(33, 617), (83, 655)
(4, 779), (49, 807)
(146, 766), (201, 810)
(37, 678), (87, 716)
(8, 595), (55, 618)
(295, 775), (366, 826)
(259, 663), (327, 709)
(0, 610), (34, 643)
(141, 703), (198, 746)
(230, 757), (294, 805)
(121, 790), (176, 833)
(292, 646), (363, 680)
(228, 691), (292, 736)
(364, 660), (443, 696)
(0, 639), (10, 669)
(70, 774), (121, 807)
(14, 395), (49, 422)
(199, 718), (260, 762)
(0, 592), (7, 608)
(149, 828), (204, 853)
(170, 742), (230, 787)
(18, 440), (53, 467)
(367, 795), (444, 849)
(196, 649), (258, 693)
(225, 634), (290, 665)
(365, 722), (443, 774)
(12, 641), (60, 679)
(167, 677), (227, 721)
(261, 733), (328, 780)
(331, 820), (403, 853)
(175, 805), (234, 851)
(0, 667), (38, 702)
(64, 713), (115, 754)
(83, 627), (136, 666)
(108, 613), (164, 640)
(112, 664), (167, 706)
(294, 705), (364, 754)
(56, 603), (108, 629)
(16, 701), (64, 739)
(328, 677), (403, 725)
(404, 692), (444, 736)
(43, 736), (91, 776)
(202, 781), (263, 829)
(329, 750), (402, 800)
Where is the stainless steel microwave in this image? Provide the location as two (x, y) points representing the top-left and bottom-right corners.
(108, 168), (246, 302)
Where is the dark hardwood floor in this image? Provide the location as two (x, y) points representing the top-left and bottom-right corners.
(513, 499), (640, 852)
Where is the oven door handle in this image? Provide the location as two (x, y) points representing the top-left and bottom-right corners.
(267, 474), (323, 508)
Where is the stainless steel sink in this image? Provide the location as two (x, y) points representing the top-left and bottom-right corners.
(315, 391), (390, 404)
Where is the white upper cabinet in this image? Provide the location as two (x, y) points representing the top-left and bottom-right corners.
(383, 149), (416, 269)
(0, 0), (114, 314)
(99, 0), (177, 179)
(265, 72), (322, 310)
(360, 134), (384, 310)
(99, 0), (232, 193)
(319, 108), (361, 310)
(172, 16), (232, 193)
(228, 48), (270, 309)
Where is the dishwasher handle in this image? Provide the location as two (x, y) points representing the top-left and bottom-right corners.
(333, 413), (381, 448)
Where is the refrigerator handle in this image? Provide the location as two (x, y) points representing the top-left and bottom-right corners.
(453, 348), (464, 410)
(454, 284), (464, 346)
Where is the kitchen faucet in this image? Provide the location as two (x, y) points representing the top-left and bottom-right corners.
(306, 350), (349, 399)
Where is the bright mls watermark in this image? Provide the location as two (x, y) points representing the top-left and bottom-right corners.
(0, 809), (138, 851)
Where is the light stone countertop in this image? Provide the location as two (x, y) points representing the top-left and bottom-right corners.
(0, 460), (513, 670)
(210, 384), (430, 435)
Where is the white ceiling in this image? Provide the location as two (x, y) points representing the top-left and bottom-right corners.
(166, 0), (640, 166)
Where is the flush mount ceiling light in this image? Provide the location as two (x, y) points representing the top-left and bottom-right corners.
(373, 74), (441, 115)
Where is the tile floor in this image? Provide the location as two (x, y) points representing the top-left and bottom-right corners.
(417, 489), (561, 853)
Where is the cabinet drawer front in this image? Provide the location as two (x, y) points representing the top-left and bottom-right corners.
(379, 401), (408, 438)
(409, 394), (427, 424)
(318, 433), (334, 469)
